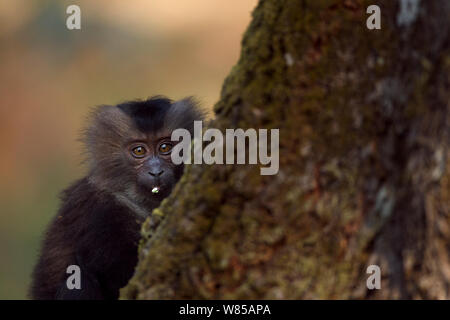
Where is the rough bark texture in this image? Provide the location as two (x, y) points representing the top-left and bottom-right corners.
(122, 0), (450, 299)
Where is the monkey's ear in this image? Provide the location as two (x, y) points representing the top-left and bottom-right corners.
(164, 97), (208, 134)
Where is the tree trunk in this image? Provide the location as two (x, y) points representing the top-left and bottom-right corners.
(122, 0), (450, 299)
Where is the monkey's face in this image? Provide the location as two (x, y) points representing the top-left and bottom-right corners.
(84, 97), (205, 207)
(125, 134), (184, 199)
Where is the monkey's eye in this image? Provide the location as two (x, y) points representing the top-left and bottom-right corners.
(158, 143), (173, 154)
(131, 146), (147, 158)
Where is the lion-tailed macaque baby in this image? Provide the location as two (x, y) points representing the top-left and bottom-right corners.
(30, 96), (205, 299)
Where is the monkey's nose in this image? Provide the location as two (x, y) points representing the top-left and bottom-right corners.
(148, 170), (164, 177)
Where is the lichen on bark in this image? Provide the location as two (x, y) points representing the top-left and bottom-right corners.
(122, 0), (450, 299)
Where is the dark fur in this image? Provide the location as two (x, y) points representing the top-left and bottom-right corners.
(30, 96), (206, 299)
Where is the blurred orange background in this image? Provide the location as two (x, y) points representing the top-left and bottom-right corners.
(0, 0), (257, 299)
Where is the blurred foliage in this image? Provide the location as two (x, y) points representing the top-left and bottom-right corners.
(0, 0), (256, 299)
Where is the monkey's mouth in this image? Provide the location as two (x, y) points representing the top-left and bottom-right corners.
(151, 186), (160, 194)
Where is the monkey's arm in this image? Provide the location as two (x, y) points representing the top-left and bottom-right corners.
(30, 179), (106, 299)
(55, 261), (105, 300)
(31, 178), (140, 300)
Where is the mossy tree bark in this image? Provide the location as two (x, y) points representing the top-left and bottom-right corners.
(122, 0), (449, 299)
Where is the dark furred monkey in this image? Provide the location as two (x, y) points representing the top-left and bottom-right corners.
(30, 96), (206, 300)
